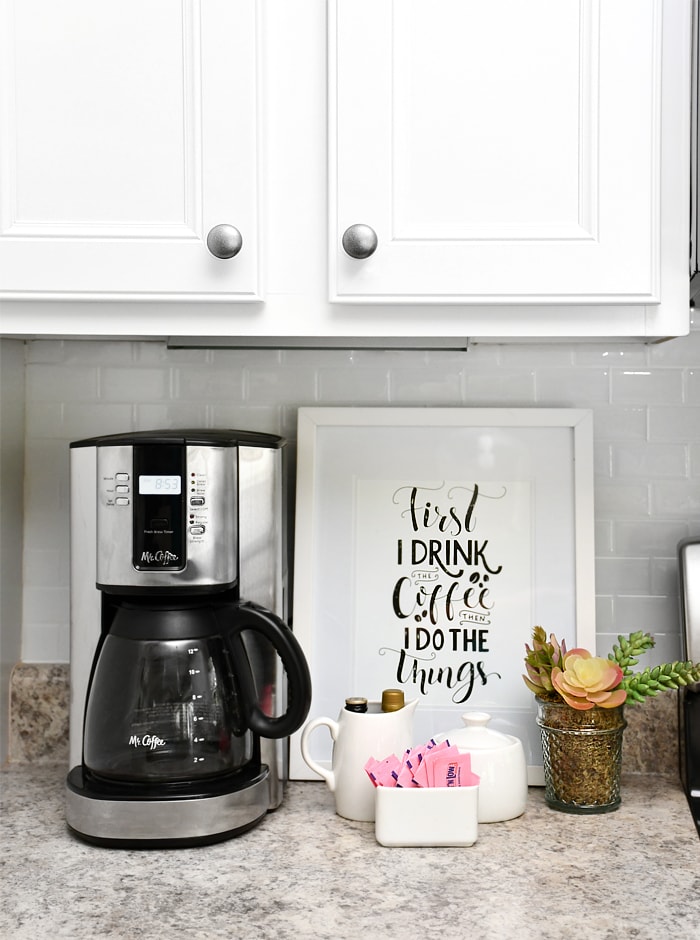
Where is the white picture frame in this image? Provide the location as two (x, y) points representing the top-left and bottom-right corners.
(290, 407), (595, 786)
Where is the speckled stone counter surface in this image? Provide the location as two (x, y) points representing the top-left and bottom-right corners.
(1, 765), (698, 940)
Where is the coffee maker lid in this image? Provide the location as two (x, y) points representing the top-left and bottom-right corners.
(70, 428), (285, 449)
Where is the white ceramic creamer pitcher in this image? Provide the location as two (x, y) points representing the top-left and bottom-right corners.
(300, 698), (418, 822)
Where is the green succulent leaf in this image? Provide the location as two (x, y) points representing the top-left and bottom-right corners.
(620, 660), (700, 704)
(609, 631), (655, 676)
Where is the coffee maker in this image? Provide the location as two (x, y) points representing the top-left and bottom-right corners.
(66, 429), (311, 847)
(678, 537), (700, 838)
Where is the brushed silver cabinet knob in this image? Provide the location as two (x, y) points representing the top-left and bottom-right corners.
(341, 224), (378, 259)
(206, 224), (243, 259)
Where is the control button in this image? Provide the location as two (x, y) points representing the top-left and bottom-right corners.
(115, 497), (130, 506)
(116, 472), (130, 481)
(151, 518), (168, 529)
(116, 485), (129, 494)
(190, 497), (205, 507)
(189, 525), (205, 535)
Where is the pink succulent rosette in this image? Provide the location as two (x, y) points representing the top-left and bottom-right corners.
(551, 648), (627, 710)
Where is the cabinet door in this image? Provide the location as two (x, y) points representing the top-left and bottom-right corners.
(330, 0), (682, 306)
(0, 0), (260, 301)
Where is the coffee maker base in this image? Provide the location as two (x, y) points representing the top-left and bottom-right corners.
(65, 765), (272, 849)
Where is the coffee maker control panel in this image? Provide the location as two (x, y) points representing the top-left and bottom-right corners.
(96, 443), (238, 591)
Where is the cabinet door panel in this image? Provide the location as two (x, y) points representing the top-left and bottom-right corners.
(0, 0), (260, 300)
(330, 0), (665, 304)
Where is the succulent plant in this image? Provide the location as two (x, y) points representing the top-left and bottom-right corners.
(523, 626), (700, 708)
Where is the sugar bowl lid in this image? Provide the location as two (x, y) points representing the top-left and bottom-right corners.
(442, 711), (521, 750)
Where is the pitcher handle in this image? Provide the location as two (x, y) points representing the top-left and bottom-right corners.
(300, 717), (339, 788)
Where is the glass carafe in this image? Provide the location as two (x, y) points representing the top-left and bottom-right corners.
(83, 598), (311, 784)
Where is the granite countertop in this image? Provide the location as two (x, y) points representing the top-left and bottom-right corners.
(1, 765), (699, 940)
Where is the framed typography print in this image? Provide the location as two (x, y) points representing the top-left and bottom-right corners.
(289, 408), (595, 785)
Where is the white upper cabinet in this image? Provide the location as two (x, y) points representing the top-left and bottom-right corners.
(0, 0), (260, 301)
(0, 1), (692, 340)
(329, 0), (690, 334)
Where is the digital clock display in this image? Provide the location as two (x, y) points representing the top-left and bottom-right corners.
(138, 475), (182, 495)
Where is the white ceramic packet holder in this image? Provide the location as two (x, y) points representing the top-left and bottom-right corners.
(374, 784), (479, 847)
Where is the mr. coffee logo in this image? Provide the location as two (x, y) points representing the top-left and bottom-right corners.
(140, 550), (179, 564)
(128, 734), (166, 750)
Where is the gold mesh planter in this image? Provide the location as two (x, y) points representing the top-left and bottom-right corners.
(536, 696), (627, 814)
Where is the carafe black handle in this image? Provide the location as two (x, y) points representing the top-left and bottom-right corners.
(220, 601), (312, 739)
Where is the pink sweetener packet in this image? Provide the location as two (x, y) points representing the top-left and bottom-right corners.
(431, 752), (480, 788)
(404, 745), (425, 769)
(365, 754), (402, 785)
(425, 740), (452, 760)
(364, 757), (382, 786)
(394, 764), (418, 787)
(369, 754), (402, 787)
(405, 737), (443, 772)
(411, 760), (429, 787)
(411, 750), (444, 786)
(420, 744), (462, 787)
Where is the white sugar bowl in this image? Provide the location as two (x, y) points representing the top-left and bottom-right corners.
(437, 712), (528, 823)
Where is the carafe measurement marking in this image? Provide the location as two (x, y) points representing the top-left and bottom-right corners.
(187, 643), (211, 768)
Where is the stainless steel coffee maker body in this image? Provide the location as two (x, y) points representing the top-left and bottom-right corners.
(66, 429), (309, 847)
